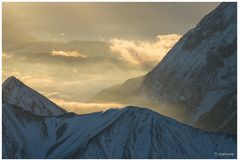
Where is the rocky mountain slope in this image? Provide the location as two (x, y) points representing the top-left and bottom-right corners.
(92, 3), (237, 134)
(2, 76), (237, 159)
(3, 76), (66, 115)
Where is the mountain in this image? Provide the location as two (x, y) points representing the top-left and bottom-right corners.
(92, 3), (237, 134)
(92, 76), (145, 104)
(2, 2), (237, 158)
(3, 98), (236, 158)
(141, 2), (237, 133)
(3, 76), (66, 116)
(3, 22), (37, 48)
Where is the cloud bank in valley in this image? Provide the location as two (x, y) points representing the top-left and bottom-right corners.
(109, 34), (181, 68)
(51, 98), (124, 114)
(2, 52), (12, 59)
(3, 2), (219, 115)
(3, 34), (181, 114)
(51, 50), (87, 58)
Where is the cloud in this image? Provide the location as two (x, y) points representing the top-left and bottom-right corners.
(51, 98), (124, 114)
(3, 35), (181, 109)
(2, 52), (12, 59)
(41, 91), (60, 98)
(50, 50), (87, 58)
(109, 34), (181, 68)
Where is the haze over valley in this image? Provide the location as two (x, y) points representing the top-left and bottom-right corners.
(3, 2), (218, 114)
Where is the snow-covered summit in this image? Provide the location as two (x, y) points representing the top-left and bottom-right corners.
(3, 76), (21, 88)
(3, 76), (66, 116)
(3, 103), (237, 159)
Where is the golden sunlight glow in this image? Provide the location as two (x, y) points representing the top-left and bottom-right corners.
(2, 52), (12, 59)
(51, 50), (87, 58)
(109, 34), (181, 67)
(51, 98), (124, 114)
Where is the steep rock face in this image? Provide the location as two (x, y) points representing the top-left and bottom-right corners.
(2, 103), (237, 159)
(2, 76), (66, 115)
(139, 3), (237, 132)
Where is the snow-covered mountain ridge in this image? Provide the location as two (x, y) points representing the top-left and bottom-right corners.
(3, 102), (237, 159)
(92, 3), (237, 134)
(2, 76), (237, 159)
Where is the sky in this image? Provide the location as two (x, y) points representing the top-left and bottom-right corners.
(3, 2), (219, 41)
(3, 2), (219, 114)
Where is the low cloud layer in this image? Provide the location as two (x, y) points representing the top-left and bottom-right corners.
(51, 50), (87, 58)
(109, 34), (181, 68)
(3, 35), (181, 114)
(2, 52), (12, 59)
(52, 98), (124, 114)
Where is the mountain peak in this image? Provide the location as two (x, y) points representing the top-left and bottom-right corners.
(122, 105), (155, 113)
(5, 75), (17, 81)
(3, 76), (66, 116)
(3, 76), (22, 88)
